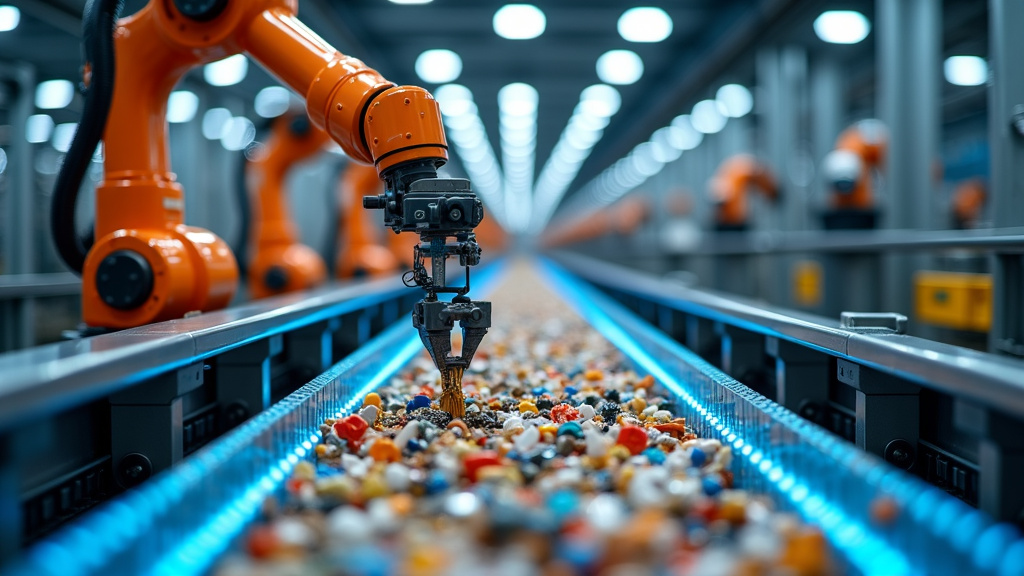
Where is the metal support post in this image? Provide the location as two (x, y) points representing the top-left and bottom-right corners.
(109, 363), (205, 489)
(0, 63), (37, 351)
(216, 335), (282, 429)
(286, 319), (339, 387)
(836, 359), (921, 466)
(877, 0), (941, 317)
(954, 399), (1024, 522)
(988, 0), (1024, 357)
(717, 323), (770, 397)
(766, 336), (830, 420)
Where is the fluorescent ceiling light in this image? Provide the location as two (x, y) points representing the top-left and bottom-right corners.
(0, 5), (20, 32)
(204, 54), (248, 87)
(690, 100), (727, 134)
(35, 79), (74, 109)
(221, 116), (256, 151)
(578, 84), (621, 117)
(596, 50), (643, 85)
(202, 107), (233, 140)
(167, 90), (199, 123)
(618, 7), (672, 43)
(415, 49), (463, 84)
(944, 56), (987, 86)
(813, 10), (870, 44)
(716, 84), (753, 118)
(389, 0), (432, 4)
(25, 114), (54, 143)
(254, 86), (292, 118)
(669, 115), (703, 150)
(498, 82), (538, 116)
(493, 4), (546, 40)
(52, 122), (77, 153)
(0, 148), (6, 174)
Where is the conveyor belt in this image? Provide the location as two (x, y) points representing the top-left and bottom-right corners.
(5, 259), (1023, 575)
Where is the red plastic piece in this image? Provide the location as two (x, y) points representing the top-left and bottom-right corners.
(616, 425), (648, 456)
(463, 450), (501, 482)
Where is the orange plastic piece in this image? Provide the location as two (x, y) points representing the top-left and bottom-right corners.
(85, 0), (448, 328)
(828, 120), (888, 211)
(368, 438), (401, 463)
(335, 162), (401, 278)
(246, 112), (329, 299)
(708, 154), (778, 228)
(951, 178), (986, 229)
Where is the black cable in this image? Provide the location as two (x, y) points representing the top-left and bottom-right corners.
(234, 149), (252, 275)
(50, 0), (123, 274)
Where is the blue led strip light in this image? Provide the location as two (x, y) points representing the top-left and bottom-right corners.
(8, 261), (507, 576)
(539, 259), (1024, 576)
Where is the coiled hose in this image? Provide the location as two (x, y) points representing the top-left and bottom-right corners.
(50, 0), (123, 274)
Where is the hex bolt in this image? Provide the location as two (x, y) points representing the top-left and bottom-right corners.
(117, 453), (153, 488)
(884, 439), (916, 470)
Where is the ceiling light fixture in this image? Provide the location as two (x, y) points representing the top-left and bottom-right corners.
(0, 5), (20, 32)
(813, 10), (870, 44)
(201, 107), (233, 140)
(716, 84), (753, 118)
(415, 49), (463, 84)
(35, 80), (74, 110)
(618, 7), (672, 43)
(254, 86), (293, 118)
(52, 123), (77, 153)
(596, 50), (644, 85)
(493, 4), (546, 40)
(167, 90), (199, 123)
(388, 0), (432, 4)
(690, 100), (727, 134)
(221, 116), (256, 151)
(944, 56), (988, 86)
(204, 54), (248, 87)
(25, 114), (54, 144)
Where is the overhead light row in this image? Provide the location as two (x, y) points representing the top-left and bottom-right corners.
(498, 82), (538, 233)
(559, 84), (752, 219)
(433, 84), (507, 229)
(530, 84), (621, 232)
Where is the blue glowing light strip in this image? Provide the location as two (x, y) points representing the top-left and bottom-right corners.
(539, 259), (1023, 576)
(9, 262), (507, 576)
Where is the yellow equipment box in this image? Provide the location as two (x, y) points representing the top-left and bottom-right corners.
(914, 271), (992, 332)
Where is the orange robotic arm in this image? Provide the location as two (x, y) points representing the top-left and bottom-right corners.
(951, 178), (986, 229)
(824, 119), (888, 211)
(245, 113), (329, 299)
(710, 154), (778, 230)
(61, 0), (449, 328)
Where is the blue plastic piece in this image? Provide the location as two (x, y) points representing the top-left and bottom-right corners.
(642, 447), (666, 465)
(702, 476), (723, 496)
(557, 421), (584, 438)
(424, 470), (449, 495)
(547, 490), (580, 521)
(690, 447), (706, 467)
(564, 386), (578, 397)
(532, 386), (548, 396)
(407, 394), (431, 411)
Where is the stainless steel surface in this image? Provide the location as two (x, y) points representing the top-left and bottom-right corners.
(658, 227), (1024, 256)
(988, 0), (1024, 356)
(0, 273), (82, 299)
(552, 251), (1024, 418)
(0, 276), (407, 431)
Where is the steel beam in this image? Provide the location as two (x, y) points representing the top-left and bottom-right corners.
(877, 0), (941, 317)
(987, 0), (1024, 357)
